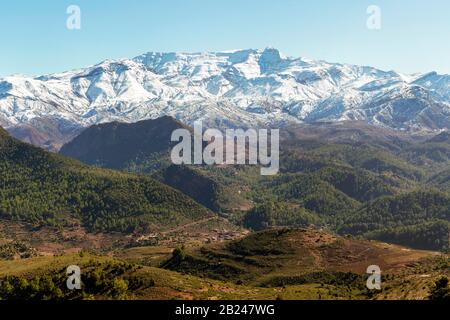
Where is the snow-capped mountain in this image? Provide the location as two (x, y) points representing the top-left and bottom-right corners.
(1, 48), (450, 150)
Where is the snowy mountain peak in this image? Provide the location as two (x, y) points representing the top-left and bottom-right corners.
(1, 48), (450, 150)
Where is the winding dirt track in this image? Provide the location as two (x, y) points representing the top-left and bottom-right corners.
(160, 217), (217, 236)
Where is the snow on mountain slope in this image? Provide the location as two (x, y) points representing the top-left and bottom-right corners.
(1, 48), (450, 150)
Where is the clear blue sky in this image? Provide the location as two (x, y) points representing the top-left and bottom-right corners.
(1, 0), (450, 76)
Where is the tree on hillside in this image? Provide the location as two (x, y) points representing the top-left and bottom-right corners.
(429, 277), (450, 300)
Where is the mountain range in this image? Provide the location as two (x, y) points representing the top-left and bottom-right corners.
(3, 48), (450, 150)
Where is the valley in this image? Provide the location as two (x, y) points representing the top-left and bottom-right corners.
(0, 117), (449, 300)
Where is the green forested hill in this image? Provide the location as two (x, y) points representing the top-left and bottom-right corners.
(0, 127), (211, 233)
(336, 189), (450, 234)
(335, 190), (450, 251)
(58, 119), (450, 251)
(263, 173), (360, 217)
(364, 220), (449, 251)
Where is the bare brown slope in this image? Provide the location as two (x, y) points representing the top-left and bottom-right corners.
(164, 228), (443, 285)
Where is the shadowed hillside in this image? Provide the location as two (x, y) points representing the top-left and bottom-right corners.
(60, 116), (190, 172)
